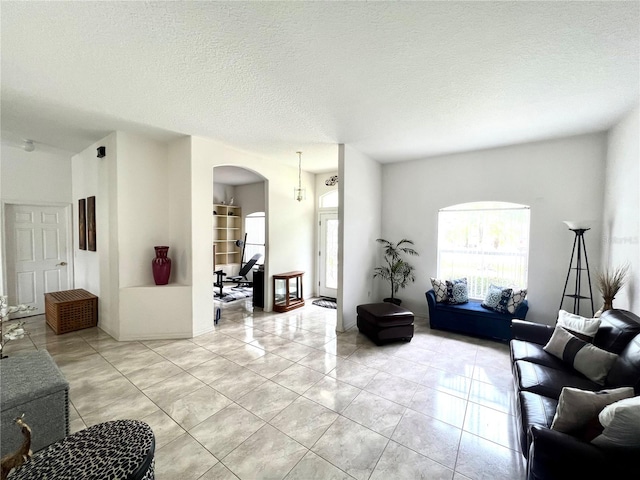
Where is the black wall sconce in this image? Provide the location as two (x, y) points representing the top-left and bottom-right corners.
(97, 146), (106, 158)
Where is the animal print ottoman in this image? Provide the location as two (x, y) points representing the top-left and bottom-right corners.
(8, 420), (155, 480)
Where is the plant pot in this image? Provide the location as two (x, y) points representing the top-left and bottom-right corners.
(384, 298), (401, 306)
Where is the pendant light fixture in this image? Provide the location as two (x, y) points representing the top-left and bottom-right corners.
(294, 151), (306, 202)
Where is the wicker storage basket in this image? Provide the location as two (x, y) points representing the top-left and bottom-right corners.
(45, 289), (98, 334)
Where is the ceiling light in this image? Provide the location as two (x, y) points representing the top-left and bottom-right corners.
(23, 140), (35, 152)
(294, 151), (306, 202)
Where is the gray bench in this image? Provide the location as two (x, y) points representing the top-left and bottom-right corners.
(0, 350), (69, 456)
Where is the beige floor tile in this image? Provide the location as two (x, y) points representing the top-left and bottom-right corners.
(155, 433), (218, 480)
(409, 386), (469, 429)
(223, 424), (307, 479)
(370, 440), (454, 480)
(198, 462), (240, 480)
(391, 409), (462, 469)
(272, 363), (324, 394)
(364, 372), (419, 407)
(236, 380), (299, 421)
(81, 390), (159, 426)
(141, 409), (186, 449)
(455, 432), (525, 480)
(189, 403), (265, 459)
(244, 353), (294, 378)
(126, 360), (184, 390)
(303, 376), (361, 413)
(142, 373), (206, 409)
(163, 385), (232, 430)
(328, 358), (379, 389)
(312, 416), (388, 480)
(284, 451), (352, 480)
(463, 402), (520, 451)
(342, 390), (406, 437)
(270, 396), (339, 448)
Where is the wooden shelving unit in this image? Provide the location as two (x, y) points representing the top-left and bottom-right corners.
(213, 204), (242, 272)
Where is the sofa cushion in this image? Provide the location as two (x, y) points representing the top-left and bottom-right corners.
(605, 335), (640, 393)
(592, 395), (640, 448)
(550, 386), (633, 433)
(514, 360), (600, 399)
(557, 309), (601, 342)
(510, 340), (567, 370)
(544, 326), (618, 385)
(594, 310), (640, 354)
(517, 391), (558, 456)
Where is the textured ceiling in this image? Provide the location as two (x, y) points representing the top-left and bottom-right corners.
(1, 1), (638, 172)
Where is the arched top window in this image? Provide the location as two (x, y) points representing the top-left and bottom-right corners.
(437, 201), (530, 298)
(319, 191), (339, 208)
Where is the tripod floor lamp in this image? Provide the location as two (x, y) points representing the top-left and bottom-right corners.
(559, 221), (594, 316)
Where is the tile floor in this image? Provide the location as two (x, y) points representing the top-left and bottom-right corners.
(5, 299), (525, 480)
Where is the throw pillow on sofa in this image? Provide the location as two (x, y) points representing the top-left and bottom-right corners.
(430, 277), (468, 304)
(507, 288), (527, 314)
(592, 395), (640, 448)
(557, 309), (601, 342)
(551, 386), (634, 434)
(445, 278), (468, 305)
(430, 278), (448, 302)
(544, 326), (619, 385)
(481, 284), (512, 313)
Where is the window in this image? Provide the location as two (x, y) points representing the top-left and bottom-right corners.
(437, 202), (530, 299)
(320, 190), (339, 208)
(244, 212), (265, 264)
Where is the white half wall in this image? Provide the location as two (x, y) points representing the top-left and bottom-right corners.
(339, 145), (382, 331)
(380, 133), (607, 325)
(603, 105), (640, 312)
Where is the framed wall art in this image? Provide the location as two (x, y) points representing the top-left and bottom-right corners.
(87, 196), (96, 252)
(79, 198), (87, 250)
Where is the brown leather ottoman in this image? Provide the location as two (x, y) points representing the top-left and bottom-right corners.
(357, 303), (414, 345)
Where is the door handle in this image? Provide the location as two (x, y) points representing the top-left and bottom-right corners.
(56, 262), (67, 266)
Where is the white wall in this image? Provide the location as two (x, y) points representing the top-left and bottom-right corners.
(191, 136), (315, 333)
(340, 145), (382, 331)
(1, 143), (73, 294)
(603, 105), (640, 312)
(381, 133), (607, 325)
(72, 133), (119, 337)
(213, 183), (235, 205)
(235, 181), (265, 216)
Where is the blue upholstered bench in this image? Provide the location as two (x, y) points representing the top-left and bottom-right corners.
(425, 289), (529, 342)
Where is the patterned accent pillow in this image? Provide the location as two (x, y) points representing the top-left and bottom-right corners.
(482, 284), (512, 313)
(445, 278), (468, 305)
(544, 326), (618, 385)
(430, 277), (448, 303)
(507, 289), (527, 314)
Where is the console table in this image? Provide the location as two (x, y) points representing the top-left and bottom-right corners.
(272, 271), (304, 312)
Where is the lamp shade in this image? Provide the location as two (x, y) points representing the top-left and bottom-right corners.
(563, 220), (592, 230)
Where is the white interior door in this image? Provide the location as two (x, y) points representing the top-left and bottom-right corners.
(5, 204), (72, 318)
(318, 210), (339, 298)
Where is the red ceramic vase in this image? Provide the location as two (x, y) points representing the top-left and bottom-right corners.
(152, 246), (171, 285)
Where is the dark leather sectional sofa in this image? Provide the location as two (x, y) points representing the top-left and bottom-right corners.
(510, 309), (640, 479)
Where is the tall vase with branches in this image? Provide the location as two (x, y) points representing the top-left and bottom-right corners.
(596, 264), (629, 312)
(373, 238), (419, 305)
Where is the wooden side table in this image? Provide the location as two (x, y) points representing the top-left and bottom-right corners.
(272, 271), (304, 312)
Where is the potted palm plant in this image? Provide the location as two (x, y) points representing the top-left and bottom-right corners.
(373, 238), (419, 305)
